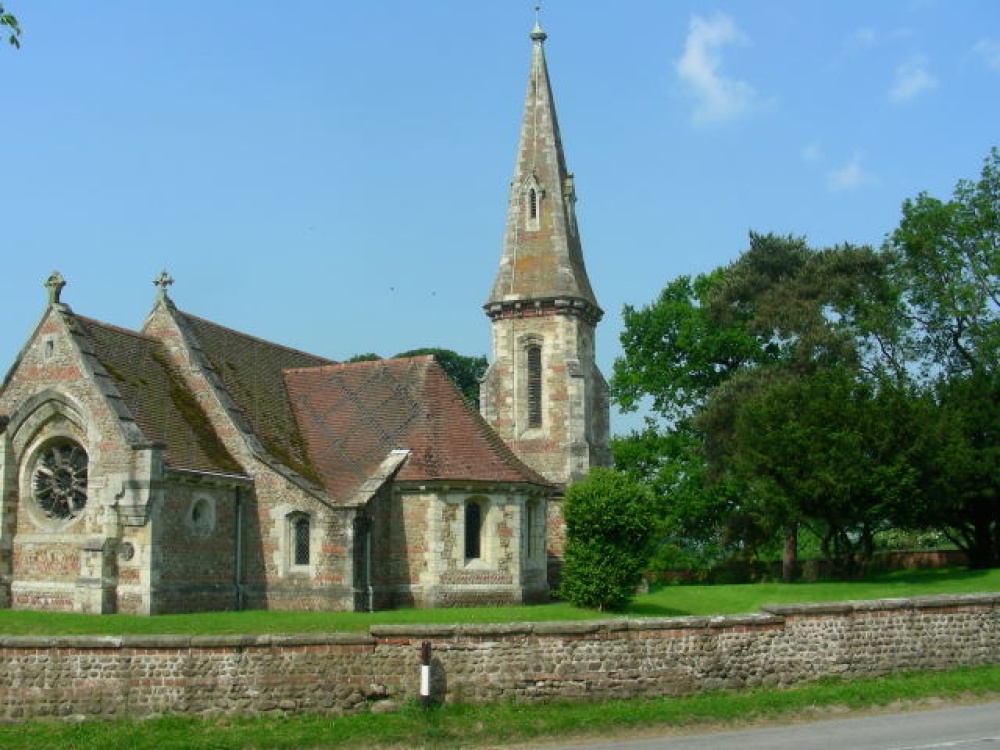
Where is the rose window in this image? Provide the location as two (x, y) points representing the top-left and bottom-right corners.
(32, 440), (88, 520)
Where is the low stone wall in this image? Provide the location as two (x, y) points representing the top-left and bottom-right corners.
(0, 593), (997, 720)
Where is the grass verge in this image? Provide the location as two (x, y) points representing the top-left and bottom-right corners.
(1, 665), (998, 749)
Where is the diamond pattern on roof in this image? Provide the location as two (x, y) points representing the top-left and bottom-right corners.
(285, 356), (551, 502)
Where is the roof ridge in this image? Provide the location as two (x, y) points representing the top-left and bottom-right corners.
(76, 315), (158, 343)
(175, 308), (337, 364)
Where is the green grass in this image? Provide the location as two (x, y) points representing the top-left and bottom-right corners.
(0, 665), (997, 749)
(1, 567), (998, 636)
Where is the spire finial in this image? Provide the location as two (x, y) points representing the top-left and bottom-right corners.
(153, 269), (174, 300)
(530, 4), (547, 42)
(45, 271), (66, 306)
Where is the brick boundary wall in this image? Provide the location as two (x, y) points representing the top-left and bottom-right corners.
(0, 593), (997, 721)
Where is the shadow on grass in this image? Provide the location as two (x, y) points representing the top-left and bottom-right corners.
(864, 566), (992, 585)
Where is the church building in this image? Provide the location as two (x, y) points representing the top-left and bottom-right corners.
(0, 19), (609, 615)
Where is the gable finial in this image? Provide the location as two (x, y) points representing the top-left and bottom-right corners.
(44, 271), (66, 306)
(530, 4), (547, 42)
(153, 269), (174, 300)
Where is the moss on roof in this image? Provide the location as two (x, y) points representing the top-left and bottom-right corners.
(78, 316), (243, 475)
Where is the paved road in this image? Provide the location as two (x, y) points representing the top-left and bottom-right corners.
(550, 701), (1000, 750)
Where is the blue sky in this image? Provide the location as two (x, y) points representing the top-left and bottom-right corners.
(2, 1), (997, 434)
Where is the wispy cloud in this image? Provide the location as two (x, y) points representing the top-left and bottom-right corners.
(846, 26), (877, 50)
(827, 153), (877, 191)
(888, 55), (938, 104)
(801, 143), (822, 164)
(675, 13), (759, 125)
(973, 39), (1000, 72)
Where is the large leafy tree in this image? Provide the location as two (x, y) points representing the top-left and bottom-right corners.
(613, 233), (889, 579)
(883, 149), (1000, 567)
(613, 148), (1000, 575)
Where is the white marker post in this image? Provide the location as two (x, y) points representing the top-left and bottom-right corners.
(420, 641), (432, 709)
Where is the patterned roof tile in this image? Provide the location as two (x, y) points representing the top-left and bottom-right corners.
(285, 356), (551, 501)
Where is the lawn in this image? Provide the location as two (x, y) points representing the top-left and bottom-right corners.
(0, 567), (997, 636)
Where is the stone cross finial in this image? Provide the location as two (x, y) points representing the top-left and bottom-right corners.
(45, 271), (66, 305)
(153, 269), (174, 300)
(531, 4), (546, 41)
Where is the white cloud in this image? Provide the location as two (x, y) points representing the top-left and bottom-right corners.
(827, 153), (877, 192)
(675, 13), (759, 125)
(973, 39), (1000, 72)
(888, 55), (938, 104)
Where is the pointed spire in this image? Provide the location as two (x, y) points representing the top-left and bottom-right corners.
(485, 15), (601, 323)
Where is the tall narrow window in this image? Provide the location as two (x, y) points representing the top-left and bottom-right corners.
(527, 344), (543, 428)
(465, 501), (482, 560)
(292, 515), (310, 566)
(528, 188), (538, 220)
(525, 500), (536, 559)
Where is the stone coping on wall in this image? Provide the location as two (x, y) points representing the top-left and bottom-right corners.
(762, 592), (1000, 616)
(1, 593), (995, 649)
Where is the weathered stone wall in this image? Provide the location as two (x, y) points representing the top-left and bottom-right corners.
(0, 593), (996, 721)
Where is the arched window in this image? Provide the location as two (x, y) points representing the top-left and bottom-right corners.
(464, 501), (482, 560)
(291, 514), (310, 567)
(527, 344), (543, 428)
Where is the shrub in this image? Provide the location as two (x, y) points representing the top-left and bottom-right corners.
(558, 467), (657, 611)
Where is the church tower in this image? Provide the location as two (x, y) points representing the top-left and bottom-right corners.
(481, 19), (611, 487)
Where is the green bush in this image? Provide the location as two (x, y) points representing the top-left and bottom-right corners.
(558, 467), (657, 611)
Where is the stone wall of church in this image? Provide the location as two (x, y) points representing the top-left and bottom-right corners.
(0, 594), (995, 720)
(368, 486), (548, 609)
(145, 482), (241, 615)
(0, 311), (159, 614)
(142, 304), (358, 613)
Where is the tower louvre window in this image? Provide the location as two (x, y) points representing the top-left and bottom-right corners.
(529, 188), (538, 220)
(527, 344), (542, 428)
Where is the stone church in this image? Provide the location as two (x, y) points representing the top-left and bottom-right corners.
(0, 20), (609, 615)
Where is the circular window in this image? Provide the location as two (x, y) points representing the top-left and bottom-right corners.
(32, 439), (88, 521)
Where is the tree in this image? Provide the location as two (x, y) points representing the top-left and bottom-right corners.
(557, 467), (657, 611)
(612, 269), (762, 425)
(883, 148), (1000, 567)
(1, 4), (20, 49)
(613, 234), (889, 579)
(613, 426), (743, 571)
(888, 148), (1000, 380)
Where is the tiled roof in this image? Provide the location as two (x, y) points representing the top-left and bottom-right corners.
(77, 316), (243, 475)
(285, 356), (552, 501)
(173, 310), (334, 482)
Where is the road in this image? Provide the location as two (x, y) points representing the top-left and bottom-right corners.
(549, 701), (1000, 750)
